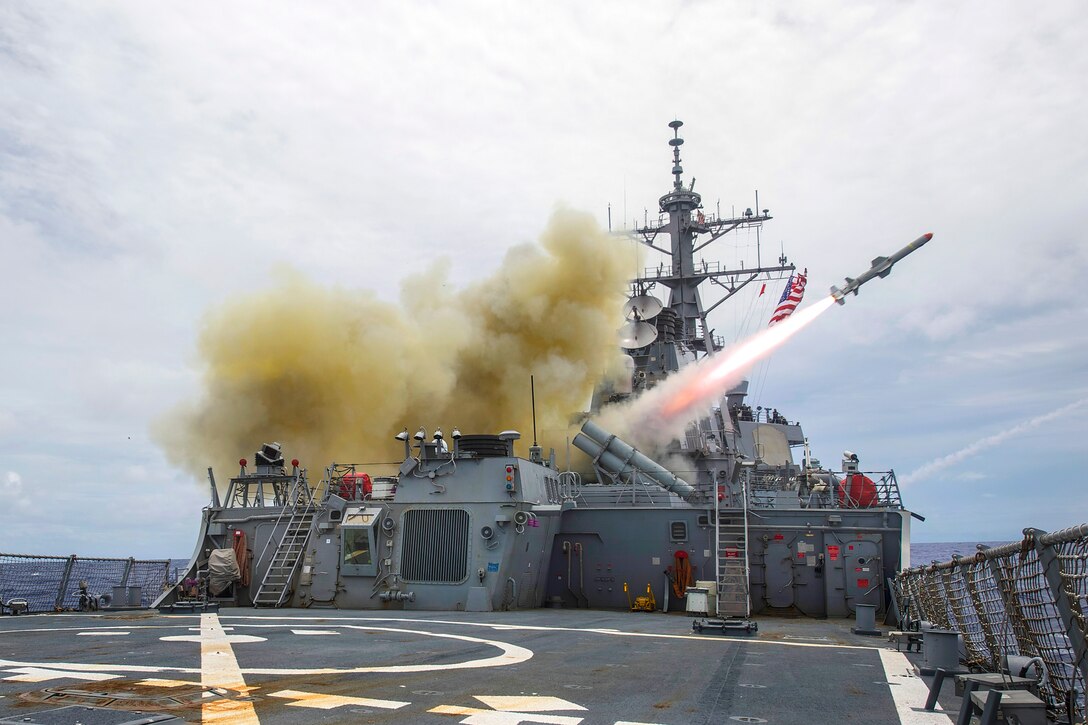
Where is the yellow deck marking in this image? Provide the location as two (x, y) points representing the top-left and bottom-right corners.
(268, 689), (408, 710)
(200, 613), (260, 724)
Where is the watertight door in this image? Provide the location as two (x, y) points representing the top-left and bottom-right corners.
(842, 537), (883, 613)
(764, 541), (794, 608)
(309, 533), (339, 602)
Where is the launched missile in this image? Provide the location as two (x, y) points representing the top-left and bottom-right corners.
(830, 232), (934, 304)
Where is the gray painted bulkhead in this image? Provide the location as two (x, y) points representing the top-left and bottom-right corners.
(546, 501), (905, 616)
(157, 449), (907, 618)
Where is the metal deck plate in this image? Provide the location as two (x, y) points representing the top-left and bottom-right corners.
(0, 705), (182, 724)
(1, 609), (928, 725)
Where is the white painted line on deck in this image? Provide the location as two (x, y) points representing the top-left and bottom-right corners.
(163, 633), (266, 644)
(0, 622), (533, 677)
(290, 629), (339, 636)
(877, 649), (953, 724)
(234, 625), (533, 675)
(136, 678), (196, 688)
(268, 689), (409, 710)
(77, 631), (130, 636)
(429, 704), (583, 724)
(223, 615), (875, 651)
(200, 612), (260, 724)
(476, 695), (586, 712)
(2, 667), (120, 683)
(0, 624), (193, 636)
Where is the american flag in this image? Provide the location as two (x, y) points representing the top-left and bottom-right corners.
(768, 269), (807, 326)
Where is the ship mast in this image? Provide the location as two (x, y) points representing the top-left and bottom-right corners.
(631, 120), (794, 360)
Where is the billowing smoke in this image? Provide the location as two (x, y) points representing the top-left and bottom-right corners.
(899, 397), (1088, 485)
(156, 210), (633, 481)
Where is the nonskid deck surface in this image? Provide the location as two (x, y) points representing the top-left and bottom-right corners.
(0, 609), (950, 724)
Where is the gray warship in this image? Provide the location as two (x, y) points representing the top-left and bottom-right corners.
(156, 120), (919, 624)
(9, 122), (1087, 725)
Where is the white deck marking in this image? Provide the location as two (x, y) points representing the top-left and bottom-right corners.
(0, 624), (192, 637)
(223, 615), (876, 650)
(77, 631), (129, 636)
(136, 678), (195, 687)
(429, 704), (584, 724)
(162, 634), (266, 644)
(268, 689), (409, 710)
(476, 696), (586, 712)
(0, 623), (532, 677)
(290, 629), (339, 636)
(199, 612), (260, 724)
(0, 658), (176, 674)
(877, 649), (953, 724)
(2, 667), (120, 683)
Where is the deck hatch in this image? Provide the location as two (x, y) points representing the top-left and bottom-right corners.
(402, 508), (470, 583)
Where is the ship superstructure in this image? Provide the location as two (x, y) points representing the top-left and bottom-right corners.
(157, 122), (917, 622)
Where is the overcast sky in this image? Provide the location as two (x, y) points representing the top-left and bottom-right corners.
(2, 2), (1086, 557)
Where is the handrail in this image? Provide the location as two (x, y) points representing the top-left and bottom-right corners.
(0, 553), (171, 612)
(897, 524), (1088, 722)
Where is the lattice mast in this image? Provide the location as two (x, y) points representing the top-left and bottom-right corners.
(631, 120), (792, 359)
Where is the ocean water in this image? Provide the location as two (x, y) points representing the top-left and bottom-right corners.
(911, 541), (1014, 565)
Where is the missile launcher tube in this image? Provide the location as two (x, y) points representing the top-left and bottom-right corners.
(571, 434), (652, 486)
(574, 420), (698, 501)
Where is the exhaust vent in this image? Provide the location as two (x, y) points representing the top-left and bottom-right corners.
(456, 435), (509, 458)
(402, 509), (470, 583)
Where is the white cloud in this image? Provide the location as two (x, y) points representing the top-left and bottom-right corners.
(1, 2), (1086, 553)
(1, 471), (31, 512)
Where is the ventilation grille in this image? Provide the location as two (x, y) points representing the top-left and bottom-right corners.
(456, 435), (509, 458)
(401, 509), (470, 583)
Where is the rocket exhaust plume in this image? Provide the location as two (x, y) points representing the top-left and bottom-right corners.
(899, 397), (1088, 485)
(602, 231), (937, 446)
(618, 295), (838, 437)
(155, 209), (633, 480)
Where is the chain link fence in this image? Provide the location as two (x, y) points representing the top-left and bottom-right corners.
(0, 553), (173, 612)
(896, 525), (1088, 721)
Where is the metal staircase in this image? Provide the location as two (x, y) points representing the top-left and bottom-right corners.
(693, 473), (757, 634)
(252, 478), (316, 608)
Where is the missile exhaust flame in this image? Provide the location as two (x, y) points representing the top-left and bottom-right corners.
(635, 295), (838, 427)
(616, 232), (937, 436)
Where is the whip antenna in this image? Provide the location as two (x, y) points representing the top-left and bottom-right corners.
(530, 375), (538, 447)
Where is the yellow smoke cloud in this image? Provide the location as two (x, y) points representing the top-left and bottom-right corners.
(157, 209), (634, 481)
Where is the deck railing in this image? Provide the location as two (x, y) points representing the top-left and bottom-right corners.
(896, 525), (1088, 721)
(0, 553), (173, 612)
